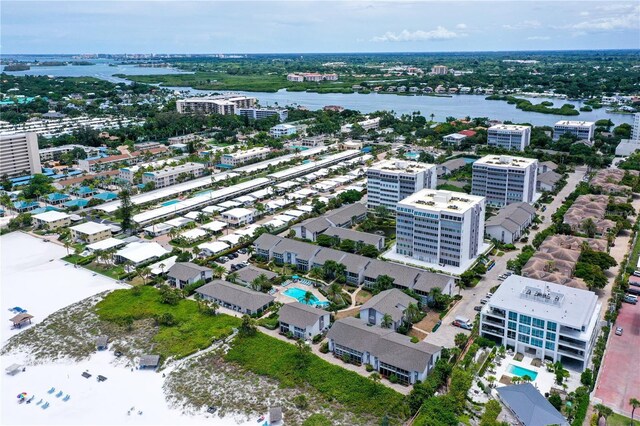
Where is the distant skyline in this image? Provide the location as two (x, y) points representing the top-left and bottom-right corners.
(2, 1), (639, 54)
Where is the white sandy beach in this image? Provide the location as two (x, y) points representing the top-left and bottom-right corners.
(0, 232), (251, 426)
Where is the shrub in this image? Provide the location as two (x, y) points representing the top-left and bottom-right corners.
(365, 364), (374, 372)
(548, 392), (563, 411)
(319, 342), (329, 353)
(312, 334), (323, 344)
(341, 353), (350, 363)
(293, 394), (309, 410)
(580, 369), (593, 388)
(410, 336), (419, 343)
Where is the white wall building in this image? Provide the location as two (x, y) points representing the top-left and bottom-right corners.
(632, 113), (640, 141)
(176, 95), (256, 115)
(553, 121), (595, 141)
(480, 275), (601, 371)
(32, 211), (71, 229)
(141, 162), (206, 189)
(396, 190), (485, 269)
(220, 147), (271, 167)
(278, 301), (331, 340)
(366, 160), (437, 211)
(0, 132), (42, 177)
(269, 124), (298, 138)
(431, 65), (448, 75)
(237, 107), (288, 122)
(471, 155), (538, 207)
(222, 207), (254, 227)
(487, 124), (531, 151)
(70, 222), (112, 244)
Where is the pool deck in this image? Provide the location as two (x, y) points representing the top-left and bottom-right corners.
(274, 283), (329, 306)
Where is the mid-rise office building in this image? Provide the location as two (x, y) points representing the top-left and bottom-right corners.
(0, 132), (42, 177)
(141, 162), (206, 189)
(269, 124), (297, 138)
(553, 121), (595, 141)
(480, 275), (601, 371)
(396, 189), (485, 268)
(472, 155), (538, 207)
(237, 107), (288, 122)
(176, 95), (256, 115)
(366, 160), (437, 211)
(220, 147), (271, 167)
(487, 124), (531, 151)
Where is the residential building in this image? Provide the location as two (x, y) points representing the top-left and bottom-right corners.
(442, 133), (467, 145)
(222, 207), (254, 227)
(472, 155), (538, 207)
(496, 383), (568, 426)
(437, 158), (468, 177)
(133, 141), (162, 151)
(632, 113), (640, 140)
(287, 74), (304, 82)
(166, 262), (213, 289)
(479, 275), (601, 371)
(487, 124), (531, 151)
(485, 202), (536, 244)
(431, 65), (448, 75)
(32, 211), (71, 229)
(538, 161), (558, 174)
(70, 222), (112, 244)
(220, 147), (271, 167)
(537, 171), (562, 192)
(615, 139), (640, 157)
(114, 242), (169, 266)
(366, 160), (437, 211)
(0, 132), (42, 177)
(269, 124), (297, 138)
(237, 107), (288, 122)
(292, 203), (367, 241)
(39, 144), (101, 162)
(176, 95), (256, 115)
(327, 317), (442, 385)
(278, 302), (330, 340)
(396, 190), (486, 269)
(359, 289), (417, 331)
(321, 226), (385, 250)
(553, 121), (595, 141)
(196, 280), (274, 315)
(167, 134), (201, 145)
(141, 162), (206, 189)
(341, 117), (381, 133)
(234, 266), (278, 287)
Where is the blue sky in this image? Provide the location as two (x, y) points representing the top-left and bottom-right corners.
(2, 1), (639, 54)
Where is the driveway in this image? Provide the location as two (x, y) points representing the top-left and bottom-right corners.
(593, 302), (640, 417)
(425, 167), (588, 348)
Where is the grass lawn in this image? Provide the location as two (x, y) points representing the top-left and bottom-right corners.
(436, 183), (468, 193)
(85, 262), (127, 280)
(225, 332), (409, 422)
(96, 286), (241, 359)
(607, 412), (634, 426)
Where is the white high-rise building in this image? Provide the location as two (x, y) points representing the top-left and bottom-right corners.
(472, 155), (538, 207)
(487, 124), (531, 151)
(480, 275), (601, 371)
(553, 121), (595, 141)
(396, 189), (485, 269)
(366, 160), (437, 211)
(0, 132), (42, 178)
(632, 113), (640, 141)
(176, 95), (256, 115)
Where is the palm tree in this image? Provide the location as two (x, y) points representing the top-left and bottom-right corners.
(194, 293), (203, 312)
(138, 266), (151, 285)
(381, 313), (393, 329)
(209, 301), (219, 316)
(487, 375), (496, 388)
(159, 263), (166, 275)
(212, 265), (225, 279)
(326, 282), (346, 305)
(405, 303), (421, 325)
(630, 398), (640, 425)
(510, 376), (522, 385)
(595, 404), (613, 425)
(303, 290), (313, 305)
(227, 271), (239, 283)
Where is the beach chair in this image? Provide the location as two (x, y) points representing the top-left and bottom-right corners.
(47, 387), (55, 394)
(55, 391), (63, 398)
(63, 395), (70, 402)
(36, 399), (42, 405)
(42, 402), (49, 409)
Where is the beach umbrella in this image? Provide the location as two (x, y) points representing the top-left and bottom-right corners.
(17, 392), (27, 399)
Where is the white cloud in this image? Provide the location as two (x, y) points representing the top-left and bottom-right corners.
(570, 11), (640, 31)
(371, 27), (460, 42)
(579, 11), (590, 17)
(503, 20), (541, 30)
(527, 36), (551, 40)
(456, 23), (467, 29)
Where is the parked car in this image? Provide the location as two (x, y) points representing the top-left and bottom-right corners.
(615, 327), (623, 336)
(633, 271), (640, 278)
(238, 248), (247, 254)
(623, 295), (638, 304)
(486, 292), (493, 298)
(480, 298), (489, 305)
(229, 253), (238, 259)
(474, 305), (482, 312)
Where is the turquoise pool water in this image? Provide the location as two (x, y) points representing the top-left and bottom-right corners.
(508, 364), (538, 380)
(162, 199), (180, 206)
(283, 287), (329, 307)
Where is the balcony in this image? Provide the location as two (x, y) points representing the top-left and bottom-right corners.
(488, 308), (506, 318)
(482, 316), (505, 327)
(481, 324), (504, 336)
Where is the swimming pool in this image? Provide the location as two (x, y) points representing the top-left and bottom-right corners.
(283, 287), (329, 307)
(507, 364), (538, 380)
(161, 199), (180, 206)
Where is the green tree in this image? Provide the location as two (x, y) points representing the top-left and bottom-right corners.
(339, 239), (356, 253)
(21, 174), (55, 199)
(594, 404), (613, 425)
(117, 189), (134, 232)
(359, 244), (379, 258)
(454, 333), (468, 348)
(381, 313), (393, 329)
(630, 398), (640, 426)
(374, 274), (394, 293)
(239, 315), (257, 337)
(548, 393), (563, 411)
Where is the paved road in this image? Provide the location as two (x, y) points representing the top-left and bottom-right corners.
(425, 167), (588, 348)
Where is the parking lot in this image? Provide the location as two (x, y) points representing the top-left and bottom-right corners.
(594, 302), (640, 416)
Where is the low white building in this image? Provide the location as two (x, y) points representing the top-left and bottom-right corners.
(141, 162), (206, 189)
(220, 147), (271, 167)
(115, 242), (169, 266)
(222, 208), (254, 227)
(485, 202), (536, 244)
(32, 211), (71, 230)
(198, 241), (230, 256)
(443, 133), (468, 144)
(359, 289), (417, 331)
(615, 139), (640, 157)
(70, 222), (112, 244)
(278, 302), (331, 340)
(166, 262), (213, 289)
(269, 124), (297, 138)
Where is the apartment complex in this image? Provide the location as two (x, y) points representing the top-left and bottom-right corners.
(553, 121), (595, 141)
(141, 162), (206, 189)
(487, 124), (531, 151)
(237, 107), (288, 122)
(176, 95), (256, 115)
(269, 124), (297, 138)
(431, 65), (448, 75)
(471, 155), (538, 207)
(70, 222), (112, 244)
(632, 113), (640, 141)
(287, 73), (338, 82)
(220, 147), (271, 167)
(480, 275), (601, 371)
(396, 190), (485, 268)
(39, 144), (102, 162)
(366, 160), (437, 211)
(0, 132), (42, 177)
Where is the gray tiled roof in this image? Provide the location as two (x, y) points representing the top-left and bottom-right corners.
(486, 202), (536, 230)
(196, 280), (275, 312)
(412, 272), (455, 294)
(326, 203), (367, 226)
(279, 301), (328, 329)
(298, 217), (332, 234)
(322, 226), (384, 247)
(360, 288), (416, 322)
(537, 170), (562, 186)
(496, 383), (568, 426)
(272, 238), (321, 261)
(363, 259), (420, 288)
(140, 355), (160, 367)
(327, 317), (440, 372)
(234, 266), (278, 284)
(253, 233), (282, 251)
(312, 247), (347, 265)
(167, 262), (212, 282)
